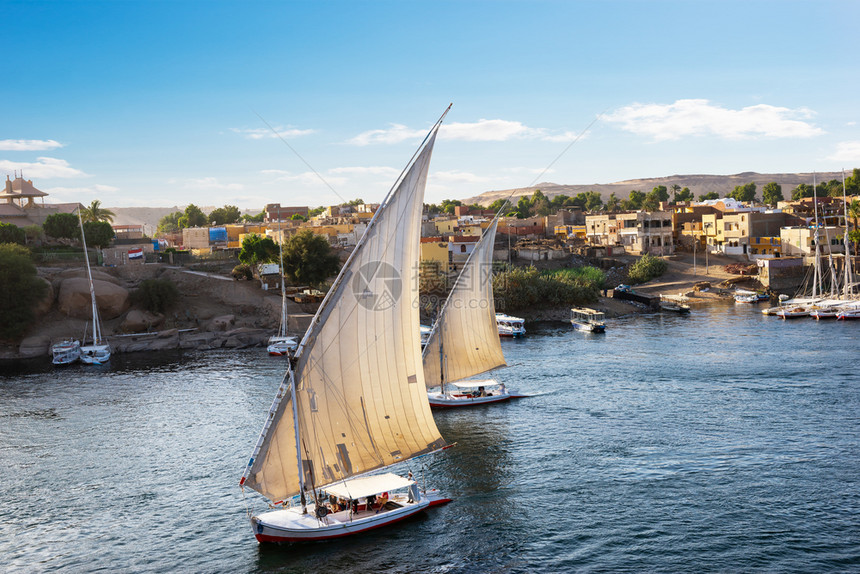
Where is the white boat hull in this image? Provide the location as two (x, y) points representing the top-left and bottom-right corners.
(80, 344), (111, 365)
(428, 390), (512, 408)
(51, 340), (81, 365)
(252, 493), (449, 543)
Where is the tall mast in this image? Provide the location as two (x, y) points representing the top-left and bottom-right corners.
(78, 209), (101, 345)
(812, 173), (821, 298)
(843, 170), (855, 299)
(278, 206), (287, 338)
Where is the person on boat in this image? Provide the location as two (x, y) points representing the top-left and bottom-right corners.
(375, 492), (389, 513)
(478, 386), (486, 397)
(407, 472), (420, 503)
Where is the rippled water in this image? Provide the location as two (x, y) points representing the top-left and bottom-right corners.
(2, 302), (859, 573)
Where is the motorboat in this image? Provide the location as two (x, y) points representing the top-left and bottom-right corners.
(496, 313), (526, 337)
(51, 339), (81, 365)
(570, 307), (606, 332)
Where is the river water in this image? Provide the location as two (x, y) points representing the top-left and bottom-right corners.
(2, 301), (859, 573)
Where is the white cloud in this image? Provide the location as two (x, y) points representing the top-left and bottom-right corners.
(347, 124), (427, 146)
(329, 166), (400, 177)
(431, 170), (494, 184)
(605, 99), (824, 141)
(43, 184), (120, 203)
(170, 177), (245, 191)
(441, 119), (545, 141)
(0, 157), (87, 178)
(230, 126), (315, 140)
(0, 139), (64, 151)
(348, 119), (580, 145)
(827, 141), (860, 163)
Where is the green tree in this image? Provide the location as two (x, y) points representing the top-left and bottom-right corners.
(43, 212), (80, 240)
(241, 211), (266, 223)
(848, 199), (860, 252)
(671, 184), (681, 202)
(605, 192), (621, 212)
(0, 223), (26, 245)
(83, 221), (115, 249)
(581, 191), (603, 212)
(676, 187), (694, 202)
(290, 213), (307, 221)
(281, 230), (341, 287)
(515, 196), (531, 219)
(791, 183), (814, 200)
(650, 185), (669, 203)
(178, 204), (207, 228)
(0, 243), (48, 340)
(621, 190), (645, 211)
(728, 182), (757, 203)
(699, 191), (719, 201)
(534, 197), (552, 217)
(80, 200), (115, 223)
(440, 199), (462, 215)
(238, 233), (279, 265)
(762, 182), (784, 205)
(308, 206), (326, 217)
(22, 225), (45, 245)
(844, 168), (860, 196)
(157, 211), (183, 234)
(488, 199), (512, 214)
(208, 205), (241, 225)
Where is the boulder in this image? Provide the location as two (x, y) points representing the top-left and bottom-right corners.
(19, 335), (51, 358)
(207, 315), (235, 331)
(34, 277), (55, 316)
(57, 268), (121, 285)
(58, 277), (130, 320)
(120, 310), (165, 333)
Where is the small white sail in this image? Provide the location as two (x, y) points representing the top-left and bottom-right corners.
(244, 129), (445, 503)
(423, 219), (506, 389)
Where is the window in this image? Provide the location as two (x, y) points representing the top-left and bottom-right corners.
(460, 245), (466, 253)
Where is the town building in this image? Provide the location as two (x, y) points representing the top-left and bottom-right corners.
(616, 211), (674, 255)
(0, 175), (81, 227)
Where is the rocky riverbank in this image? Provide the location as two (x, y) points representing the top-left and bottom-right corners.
(1, 262), (314, 361)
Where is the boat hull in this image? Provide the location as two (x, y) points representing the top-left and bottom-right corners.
(80, 345), (111, 365)
(428, 391), (512, 408)
(571, 321), (606, 333)
(253, 496), (441, 543)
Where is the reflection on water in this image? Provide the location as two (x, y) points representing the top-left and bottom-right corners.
(2, 304), (860, 572)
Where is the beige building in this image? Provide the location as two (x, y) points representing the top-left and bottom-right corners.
(616, 211), (674, 255)
(0, 175), (81, 227)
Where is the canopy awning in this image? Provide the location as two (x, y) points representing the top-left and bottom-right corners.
(450, 379), (499, 389)
(321, 472), (413, 500)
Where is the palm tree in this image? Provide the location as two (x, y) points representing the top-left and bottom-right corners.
(671, 184), (681, 203)
(848, 199), (860, 253)
(80, 200), (115, 223)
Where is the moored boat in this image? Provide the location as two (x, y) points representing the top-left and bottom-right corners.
(51, 339), (81, 365)
(77, 210), (111, 365)
(496, 313), (526, 337)
(570, 307), (607, 332)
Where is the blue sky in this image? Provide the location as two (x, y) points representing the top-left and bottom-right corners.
(2, 0), (859, 210)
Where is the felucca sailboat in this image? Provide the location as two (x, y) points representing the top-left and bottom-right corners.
(422, 220), (526, 407)
(77, 210), (111, 365)
(267, 214), (297, 356)
(240, 110), (451, 543)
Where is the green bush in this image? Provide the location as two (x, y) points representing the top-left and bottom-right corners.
(232, 264), (253, 280)
(131, 278), (180, 314)
(492, 265), (603, 310)
(0, 222), (26, 245)
(627, 254), (668, 284)
(0, 243), (48, 340)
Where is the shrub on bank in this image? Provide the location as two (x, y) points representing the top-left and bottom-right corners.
(627, 254), (668, 284)
(131, 278), (179, 314)
(232, 264), (253, 281)
(492, 265), (605, 310)
(0, 243), (49, 340)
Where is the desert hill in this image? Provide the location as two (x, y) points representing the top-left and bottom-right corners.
(463, 171), (848, 205)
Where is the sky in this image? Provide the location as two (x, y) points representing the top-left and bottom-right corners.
(3, 0), (859, 211)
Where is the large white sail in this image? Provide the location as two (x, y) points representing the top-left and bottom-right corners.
(244, 128), (445, 503)
(423, 219), (506, 388)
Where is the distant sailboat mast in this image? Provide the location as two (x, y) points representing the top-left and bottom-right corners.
(277, 207), (288, 340)
(812, 173), (821, 298)
(78, 209), (101, 346)
(843, 169), (855, 299)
